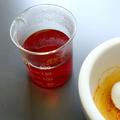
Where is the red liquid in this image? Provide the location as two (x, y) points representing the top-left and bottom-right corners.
(23, 29), (72, 88)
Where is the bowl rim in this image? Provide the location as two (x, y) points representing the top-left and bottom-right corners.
(78, 37), (120, 120)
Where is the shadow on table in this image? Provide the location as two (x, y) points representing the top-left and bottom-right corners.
(29, 74), (87, 120)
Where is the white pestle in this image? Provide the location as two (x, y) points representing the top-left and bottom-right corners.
(111, 81), (120, 110)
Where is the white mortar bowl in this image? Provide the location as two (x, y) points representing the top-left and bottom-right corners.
(78, 37), (120, 120)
